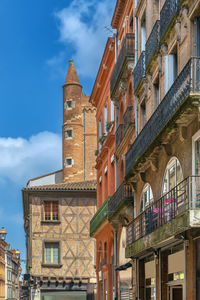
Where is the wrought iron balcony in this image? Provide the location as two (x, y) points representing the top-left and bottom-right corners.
(115, 124), (124, 150)
(123, 106), (134, 135)
(110, 33), (135, 98)
(90, 197), (110, 236)
(126, 176), (200, 248)
(126, 57), (200, 177)
(108, 182), (133, 219)
(160, 0), (180, 41)
(134, 51), (145, 92)
(145, 20), (160, 69)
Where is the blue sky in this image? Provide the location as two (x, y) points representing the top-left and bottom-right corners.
(0, 0), (115, 270)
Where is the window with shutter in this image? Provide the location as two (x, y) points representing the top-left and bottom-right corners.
(44, 201), (59, 221)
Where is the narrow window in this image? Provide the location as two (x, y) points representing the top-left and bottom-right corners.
(141, 101), (146, 127)
(44, 201), (59, 221)
(104, 106), (108, 135)
(153, 78), (160, 108)
(141, 13), (146, 52)
(66, 100), (73, 110)
(65, 129), (73, 139)
(111, 100), (115, 122)
(66, 158), (72, 167)
(164, 51), (177, 94)
(98, 119), (102, 151)
(44, 242), (59, 264)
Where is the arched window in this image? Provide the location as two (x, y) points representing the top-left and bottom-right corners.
(162, 157), (183, 194)
(140, 183), (153, 213)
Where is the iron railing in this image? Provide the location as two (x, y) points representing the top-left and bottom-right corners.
(115, 124), (124, 150)
(160, 0), (180, 41)
(134, 51), (145, 91)
(123, 106), (134, 135)
(126, 57), (200, 176)
(110, 33), (135, 97)
(108, 182), (133, 218)
(90, 197), (110, 236)
(126, 176), (200, 246)
(145, 20), (160, 69)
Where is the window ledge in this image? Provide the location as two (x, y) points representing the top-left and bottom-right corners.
(41, 263), (62, 268)
(41, 221), (61, 225)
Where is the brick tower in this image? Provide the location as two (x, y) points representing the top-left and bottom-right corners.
(62, 60), (96, 183)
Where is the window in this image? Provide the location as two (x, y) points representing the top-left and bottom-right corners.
(153, 79), (160, 108)
(162, 158), (183, 194)
(194, 17), (200, 56)
(8, 286), (12, 298)
(141, 101), (146, 127)
(66, 100), (73, 109)
(141, 13), (146, 52)
(7, 269), (12, 281)
(140, 184), (153, 213)
(129, 12), (133, 32)
(98, 120), (102, 150)
(44, 242), (59, 264)
(164, 53), (177, 94)
(65, 129), (73, 139)
(44, 201), (59, 221)
(104, 106), (108, 135)
(111, 100), (115, 122)
(66, 158), (73, 168)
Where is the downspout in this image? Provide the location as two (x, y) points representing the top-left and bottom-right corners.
(84, 107), (86, 180)
(114, 230), (118, 300)
(134, 97), (138, 137)
(159, 250), (162, 300)
(184, 241), (187, 300)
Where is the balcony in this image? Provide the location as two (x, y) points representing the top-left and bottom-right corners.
(126, 57), (200, 177)
(90, 197), (110, 237)
(126, 176), (200, 258)
(145, 20), (160, 70)
(110, 33), (135, 99)
(134, 51), (145, 92)
(108, 182), (133, 220)
(160, 0), (180, 41)
(115, 124), (124, 150)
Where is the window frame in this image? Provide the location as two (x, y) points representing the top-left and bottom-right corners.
(140, 183), (153, 213)
(43, 200), (59, 222)
(64, 128), (73, 140)
(162, 157), (183, 195)
(42, 241), (62, 267)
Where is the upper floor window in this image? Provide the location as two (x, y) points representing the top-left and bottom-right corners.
(44, 201), (59, 221)
(140, 184), (153, 213)
(98, 119), (102, 150)
(65, 128), (73, 139)
(194, 17), (200, 56)
(44, 242), (59, 264)
(162, 158), (183, 194)
(66, 100), (73, 110)
(164, 52), (177, 95)
(141, 101), (146, 127)
(129, 12), (133, 32)
(111, 100), (115, 122)
(141, 13), (146, 52)
(104, 106), (108, 135)
(153, 78), (160, 108)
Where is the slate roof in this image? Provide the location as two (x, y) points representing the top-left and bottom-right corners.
(23, 180), (96, 192)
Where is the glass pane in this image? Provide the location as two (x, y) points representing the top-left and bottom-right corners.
(44, 202), (51, 220)
(169, 165), (176, 190)
(195, 139), (200, 175)
(53, 245), (59, 264)
(45, 245), (51, 264)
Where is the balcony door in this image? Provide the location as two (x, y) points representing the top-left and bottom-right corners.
(192, 131), (200, 208)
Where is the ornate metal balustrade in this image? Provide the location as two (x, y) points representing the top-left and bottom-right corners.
(126, 57), (200, 176)
(160, 0), (180, 41)
(126, 176), (200, 246)
(90, 197), (110, 236)
(145, 20), (160, 69)
(115, 124), (124, 150)
(108, 182), (133, 219)
(134, 51), (145, 92)
(123, 106), (134, 135)
(110, 33), (135, 98)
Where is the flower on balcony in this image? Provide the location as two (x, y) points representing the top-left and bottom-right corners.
(106, 121), (114, 131)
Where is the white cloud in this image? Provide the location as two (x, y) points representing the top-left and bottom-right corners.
(0, 131), (62, 186)
(48, 0), (115, 79)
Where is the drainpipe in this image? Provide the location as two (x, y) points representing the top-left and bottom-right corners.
(159, 250), (162, 300)
(115, 105), (118, 191)
(184, 240), (187, 300)
(114, 230), (118, 300)
(114, 30), (118, 64)
(83, 107), (86, 180)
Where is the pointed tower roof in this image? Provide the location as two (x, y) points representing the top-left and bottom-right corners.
(64, 59), (81, 86)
